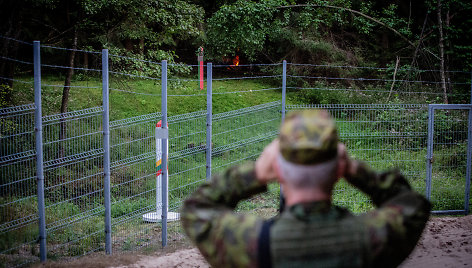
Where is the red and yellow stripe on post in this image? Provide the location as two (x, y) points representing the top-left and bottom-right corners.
(156, 159), (162, 176)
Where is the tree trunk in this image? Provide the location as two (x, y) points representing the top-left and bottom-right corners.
(124, 39), (133, 51)
(60, 29), (78, 115)
(139, 38), (144, 55)
(83, 52), (88, 70)
(437, 0), (448, 104)
(59, 28), (78, 156)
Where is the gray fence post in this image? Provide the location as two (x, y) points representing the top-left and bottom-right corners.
(206, 63), (212, 181)
(102, 49), (112, 254)
(281, 60), (287, 123)
(425, 105), (434, 200)
(161, 60), (168, 247)
(465, 107), (472, 214)
(466, 72), (472, 214)
(34, 41), (47, 263)
(279, 60), (288, 212)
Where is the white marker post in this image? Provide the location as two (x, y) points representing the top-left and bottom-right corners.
(142, 121), (179, 222)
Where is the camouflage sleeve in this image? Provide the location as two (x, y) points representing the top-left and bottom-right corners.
(181, 161), (267, 268)
(346, 161), (431, 268)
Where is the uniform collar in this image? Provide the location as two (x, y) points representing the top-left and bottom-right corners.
(288, 200), (333, 219)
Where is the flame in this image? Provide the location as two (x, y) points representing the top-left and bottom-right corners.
(224, 55), (240, 70)
(232, 55), (240, 66)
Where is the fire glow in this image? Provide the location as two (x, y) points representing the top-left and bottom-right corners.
(223, 55), (240, 70)
(232, 55), (240, 67)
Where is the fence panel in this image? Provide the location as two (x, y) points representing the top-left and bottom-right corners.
(212, 101), (282, 174)
(0, 104), (38, 267)
(109, 112), (162, 252)
(168, 111), (207, 212)
(427, 105), (472, 214)
(286, 104), (429, 212)
(42, 107), (104, 258)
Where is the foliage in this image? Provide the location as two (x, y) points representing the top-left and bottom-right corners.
(107, 47), (192, 78)
(205, 0), (285, 61)
(350, 2), (412, 37)
(424, 0), (472, 70)
(0, 85), (13, 108)
(205, 0), (418, 65)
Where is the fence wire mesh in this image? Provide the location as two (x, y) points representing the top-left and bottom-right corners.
(168, 110), (207, 212)
(430, 108), (471, 212)
(42, 106), (104, 258)
(0, 104), (38, 267)
(212, 101), (281, 173)
(109, 111), (162, 253)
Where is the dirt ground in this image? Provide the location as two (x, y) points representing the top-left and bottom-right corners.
(38, 215), (472, 268)
(399, 215), (472, 268)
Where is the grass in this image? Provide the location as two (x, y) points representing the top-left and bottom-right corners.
(10, 74), (286, 119)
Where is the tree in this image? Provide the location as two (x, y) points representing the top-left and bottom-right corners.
(0, 0), (31, 106)
(205, 0), (415, 64)
(0, 0), (205, 108)
(205, 0), (284, 61)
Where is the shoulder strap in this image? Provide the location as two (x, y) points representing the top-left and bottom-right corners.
(258, 219), (274, 268)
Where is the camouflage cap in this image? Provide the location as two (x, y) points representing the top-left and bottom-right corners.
(279, 110), (338, 165)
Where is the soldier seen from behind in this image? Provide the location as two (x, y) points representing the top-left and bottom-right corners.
(181, 109), (431, 267)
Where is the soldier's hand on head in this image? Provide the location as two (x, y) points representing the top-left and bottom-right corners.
(337, 143), (359, 180)
(255, 139), (279, 184)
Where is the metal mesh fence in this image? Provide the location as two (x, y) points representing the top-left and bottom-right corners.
(0, 104), (38, 267)
(108, 109), (208, 253)
(212, 101), (281, 174)
(109, 112), (162, 253)
(1, 88), (470, 267)
(42, 107), (104, 258)
(168, 110), (207, 212)
(429, 108), (471, 212)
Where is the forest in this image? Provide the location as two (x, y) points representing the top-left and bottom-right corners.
(1, 0), (471, 109)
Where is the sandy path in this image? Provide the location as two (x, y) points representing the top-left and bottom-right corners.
(400, 215), (472, 268)
(112, 248), (210, 268)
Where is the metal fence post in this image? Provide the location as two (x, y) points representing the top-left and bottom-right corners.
(465, 71), (472, 215)
(465, 107), (472, 214)
(34, 40), (47, 263)
(466, 72), (472, 214)
(281, 60), (287, 123)
(425, 105), (435, 200)
(206, 63), (212, 181)
(102, 49), (112, 254)
(161, 60), (168, 247)
(279, 60), (287, 212)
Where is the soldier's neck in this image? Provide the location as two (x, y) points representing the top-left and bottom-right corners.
(283, 185), (332, 207)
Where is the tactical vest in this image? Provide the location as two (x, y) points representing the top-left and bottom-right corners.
(259, 204), (368, 268)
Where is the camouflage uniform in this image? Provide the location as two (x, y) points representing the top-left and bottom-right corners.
(181, 110), (431, 268)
